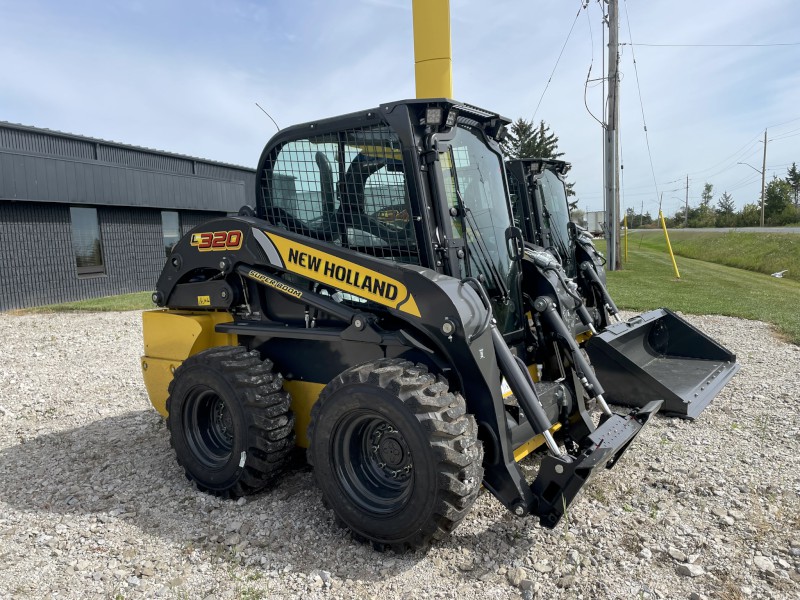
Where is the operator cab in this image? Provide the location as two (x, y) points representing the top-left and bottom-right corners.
(506, 158), (576, 278)
(255, 99), (524, 338)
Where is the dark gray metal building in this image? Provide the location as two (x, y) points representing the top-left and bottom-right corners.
(0, 122), (256, 310)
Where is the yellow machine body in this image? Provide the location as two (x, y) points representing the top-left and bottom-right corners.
(141, 309), (327, 447)
(141, 310), (237, 416)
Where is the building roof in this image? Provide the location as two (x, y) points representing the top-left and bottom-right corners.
(0, 121), (257, 212)
(0, 120), (254, 175)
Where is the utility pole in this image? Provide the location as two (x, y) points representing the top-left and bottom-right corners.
(684, 175), (689, 227)
(604, 0), (620, 270)
(760, 129), (767, 227)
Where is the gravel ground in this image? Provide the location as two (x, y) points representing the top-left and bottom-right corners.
(0, 311), (798, 600)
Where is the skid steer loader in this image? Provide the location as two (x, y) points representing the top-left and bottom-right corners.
(506, 158), (739, 418)
(141, 99), (661, 551)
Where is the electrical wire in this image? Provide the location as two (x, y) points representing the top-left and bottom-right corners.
(767, 116), (800, 129)
(582, 0), (605, 128)
(626, 42), (800, 48)
(621, 0), (661, 203)
(531, 1), (587, 123)
(770, 131), (800, 142)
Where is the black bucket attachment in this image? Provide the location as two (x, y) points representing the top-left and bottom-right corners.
(585, 308), (740, 419)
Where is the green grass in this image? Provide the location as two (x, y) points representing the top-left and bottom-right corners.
(602, 238), (800, 345)
(15, 291), (155, 313)
(627, 230), (800, 282)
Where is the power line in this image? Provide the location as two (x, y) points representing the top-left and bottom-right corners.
(625, 118), (799, 185)
(531, 1), (587, 123)
(621, 0), (660, 203)
(770, 131), (800, 142)
(582, 0), (605, 128)
(624, 42), (800, 48)
(767, 116), (800, 129)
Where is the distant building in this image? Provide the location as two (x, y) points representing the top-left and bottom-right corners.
(0, 122), (256, 310)
(585, 210), (605, 236)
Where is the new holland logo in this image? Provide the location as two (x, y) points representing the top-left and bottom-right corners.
(264, 232), (421, 318)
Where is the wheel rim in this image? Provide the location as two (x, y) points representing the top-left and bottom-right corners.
(183, 386), (234, 469)
(332, 410), (414, 516)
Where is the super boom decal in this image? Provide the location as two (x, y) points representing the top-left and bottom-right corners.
(264, 232), (421, 318)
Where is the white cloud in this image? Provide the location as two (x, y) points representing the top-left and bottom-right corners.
(1, 0), (798, 214)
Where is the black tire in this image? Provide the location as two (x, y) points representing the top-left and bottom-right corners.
(166, 346), (295, 497)
(307, 358), (483, 551)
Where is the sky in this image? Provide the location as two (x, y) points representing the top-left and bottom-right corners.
(2, 0), (799, 217)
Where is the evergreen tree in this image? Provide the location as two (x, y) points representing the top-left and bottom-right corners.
(502, 118), (573, 196)
(502, 118), (565, 160)
(716, 191), (735, 214)
(787, 162), (800, 208)
(716, 191), (736, 227)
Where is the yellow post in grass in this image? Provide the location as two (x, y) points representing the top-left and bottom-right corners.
(623, 214), (628, 262)
(412, 0), (453, 98)
(659, 209), (681, 279)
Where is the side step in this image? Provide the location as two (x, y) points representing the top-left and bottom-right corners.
(585, 308), (740, 419)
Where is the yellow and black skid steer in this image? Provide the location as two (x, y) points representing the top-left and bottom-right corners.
(141, 99), (661, 550)
(507, 158), (739, 419)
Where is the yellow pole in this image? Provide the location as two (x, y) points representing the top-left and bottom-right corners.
(659, 209), (680, 279)
(623, 214), (628, 262)
(412, 0), (453, 98)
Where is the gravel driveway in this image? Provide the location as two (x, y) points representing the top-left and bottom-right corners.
(0, 311), (798, 600)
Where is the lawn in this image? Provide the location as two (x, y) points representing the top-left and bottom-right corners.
(602, 236), (800, 345)
(627, 229), (799, 282)
(17, 291), (155, 313)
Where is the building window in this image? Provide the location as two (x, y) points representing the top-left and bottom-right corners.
(161, 211), (181, 256)
(69, 206), (105, 275)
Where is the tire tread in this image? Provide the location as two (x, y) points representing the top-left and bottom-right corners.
(307, 358), (483, 552)
(166, 345), (295, 498)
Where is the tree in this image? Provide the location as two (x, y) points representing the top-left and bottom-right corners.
(625, 207), (653, 228)
(737, 203), (760, 227)
(502, 118), (565, 160)
(764, 176), (793, 224)
(787, 162), (800, 208)
(668, 207), (686, 228)
(502, 118), (574, 197)
(716, 191), (735, 214)
(701, 183), (714, 206)
(715, 191), (737, 226)
(688, 182), (715, 228)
